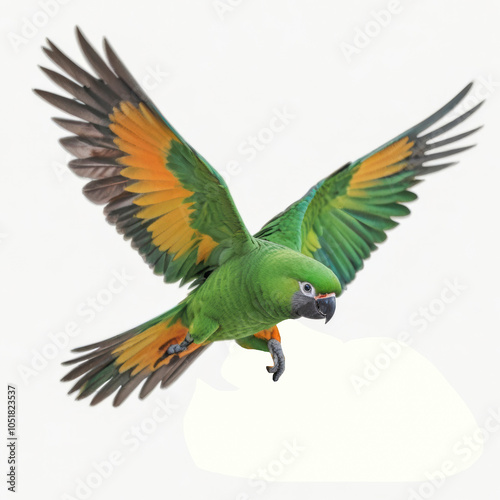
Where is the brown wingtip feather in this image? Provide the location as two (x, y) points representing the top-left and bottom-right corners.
(82, 176), (130, 205)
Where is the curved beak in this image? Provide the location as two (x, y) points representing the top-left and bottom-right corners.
(315, 293), (336, 324)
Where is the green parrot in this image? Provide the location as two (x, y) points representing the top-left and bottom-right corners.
(36, 28), (482, 406)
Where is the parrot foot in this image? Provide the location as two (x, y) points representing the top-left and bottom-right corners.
(266, 338), (285, 382)
(154, 333), (193, 367)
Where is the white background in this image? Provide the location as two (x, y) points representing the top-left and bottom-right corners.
(1, 0), (499, 498)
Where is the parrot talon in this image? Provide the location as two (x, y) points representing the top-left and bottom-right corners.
(154, 333), (193, 367)
(266, 338), (285, 382)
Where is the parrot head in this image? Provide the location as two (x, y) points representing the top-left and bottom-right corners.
(289, 259), (341, 323)
(291, 279), (337, 324)
(262, 248), (341, 324)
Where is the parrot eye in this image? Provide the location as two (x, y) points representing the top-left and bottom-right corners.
(300, 282), (315, 296)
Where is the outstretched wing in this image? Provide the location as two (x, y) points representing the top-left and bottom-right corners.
(36, 28), (255, 286)
(255, 84), (482, 292)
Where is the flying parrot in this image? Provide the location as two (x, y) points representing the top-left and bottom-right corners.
(36, 28), (482, 406)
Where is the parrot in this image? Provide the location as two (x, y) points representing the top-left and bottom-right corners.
(35, 28), (482, 406)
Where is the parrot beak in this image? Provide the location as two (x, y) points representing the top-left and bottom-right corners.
(315, 293), (336, 324)
(291, 291), (337, 323)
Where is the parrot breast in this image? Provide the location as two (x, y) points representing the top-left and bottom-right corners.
(187, 240), (326, 342)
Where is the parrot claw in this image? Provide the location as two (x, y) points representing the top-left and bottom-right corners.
(266, 338), (285, 382)
(154, 333), (193, 367)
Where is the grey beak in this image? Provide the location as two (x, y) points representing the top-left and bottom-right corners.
(316, 295), (336, 324)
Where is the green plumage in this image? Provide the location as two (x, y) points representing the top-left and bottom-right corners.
(179, 241), (341, 342)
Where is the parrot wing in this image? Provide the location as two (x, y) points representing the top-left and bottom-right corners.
(255, 83), (482, 292)
(36, 28), (255, 286)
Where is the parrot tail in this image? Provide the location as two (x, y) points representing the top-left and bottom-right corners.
(61, 307), (210, 406)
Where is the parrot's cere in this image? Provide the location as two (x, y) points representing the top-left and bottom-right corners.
(36, 28), (482, 406)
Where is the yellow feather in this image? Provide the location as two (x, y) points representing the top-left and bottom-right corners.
(154, 218), (188, 249)
(138, 197), (193, 219)
(109, 123), (165, 153)
(196, 235), (218, 264)
(117, 102), (167, 144)
(351, 161), (407, 185)
(121, 166), (172, 181)
(133, 190), (187, 207)
(147, 204), (191, 233)
(126, 180), (179, 194)
(169, 227), (196, 257)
